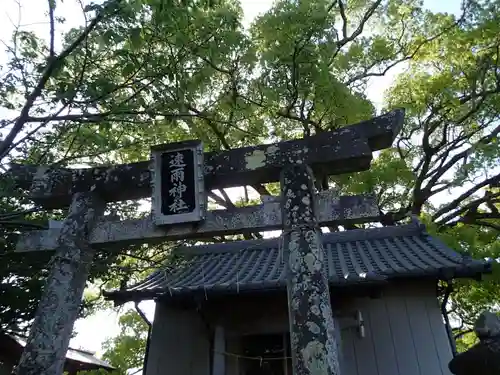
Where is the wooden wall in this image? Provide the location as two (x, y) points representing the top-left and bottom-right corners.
(145, 281), (454, 375)
(340, 282), (453, 375)
(145, 303), (210, 375)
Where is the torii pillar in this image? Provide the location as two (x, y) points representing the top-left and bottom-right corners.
(14, 192), (105, 375)
(281, 164), (341, 375)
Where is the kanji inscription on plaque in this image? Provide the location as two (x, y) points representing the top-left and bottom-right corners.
(151, 141), (205, 226)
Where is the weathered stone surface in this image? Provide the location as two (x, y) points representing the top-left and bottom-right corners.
(8, 109), (404, 208)
(14, 192), (105, 375)
(281, 164), (341, 375)
(475, 310), (500, 339)
(16, 192), (379, 252)
(449, 310), (500, 375)
(347, 108), (404, 150)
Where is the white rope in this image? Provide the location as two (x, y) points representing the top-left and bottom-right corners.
(214, 349), (292, 361)
(202, 255), (208, 300)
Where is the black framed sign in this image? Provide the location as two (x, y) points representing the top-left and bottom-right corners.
(150, 140), (206, 226)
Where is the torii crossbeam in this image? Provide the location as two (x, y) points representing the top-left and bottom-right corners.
(8, 109), (403, 208)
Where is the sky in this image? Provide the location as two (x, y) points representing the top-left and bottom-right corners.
(0, 0), (464, 361)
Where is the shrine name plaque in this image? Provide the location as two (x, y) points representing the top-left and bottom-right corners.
(150, 140), (206, 226)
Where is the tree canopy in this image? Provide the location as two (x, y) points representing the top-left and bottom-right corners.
(0, 0), (499, 368)
(100, 309), (148, 375)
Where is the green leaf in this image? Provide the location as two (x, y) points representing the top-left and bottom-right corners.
(122, 62), (136, 76)
(129, 28), (143, 50)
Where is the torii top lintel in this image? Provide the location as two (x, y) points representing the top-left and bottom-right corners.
(8, 109), (404, 209)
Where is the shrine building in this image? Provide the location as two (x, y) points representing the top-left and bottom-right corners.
(104, 220), (491, 375)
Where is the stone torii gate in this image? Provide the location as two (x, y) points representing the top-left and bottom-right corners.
(8, 109), (404, 375)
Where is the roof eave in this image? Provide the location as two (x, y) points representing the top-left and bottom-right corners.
(104, 260), (492, 306)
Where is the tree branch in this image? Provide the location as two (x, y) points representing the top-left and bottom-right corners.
(24, 110), (198, 123)
(207, 191), (230, 208)
(426, 122), (500, 196)
(0, 1), (115, 160)
(435, 184), (500, 224)
(337, 0), (382, 47)
(48, 0), (55, 59)
(337, 0), (348, 40)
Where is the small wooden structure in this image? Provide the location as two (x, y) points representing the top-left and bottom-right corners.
(0, 332), (114, 375)
(105, 221), (490, 375)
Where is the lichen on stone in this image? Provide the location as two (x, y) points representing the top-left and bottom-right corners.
(244, 149), (266, 170)
(281, 164), (342, 375)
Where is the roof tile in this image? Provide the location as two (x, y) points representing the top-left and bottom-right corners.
(105, 223), (490, 303)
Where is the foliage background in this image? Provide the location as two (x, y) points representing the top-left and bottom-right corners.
(0, 0), (499, 372)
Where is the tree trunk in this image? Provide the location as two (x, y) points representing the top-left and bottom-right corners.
(15, 192), (105, 375)
(280, 164), (341, 375)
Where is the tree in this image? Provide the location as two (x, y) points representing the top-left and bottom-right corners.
(0, 0), (444, 326)
(0, 0), (182, 333)
(73, 309), (148, 375)
(5, 0), (457, 167)
(332, 0), (500, 341)
(100, 309), (149, 375)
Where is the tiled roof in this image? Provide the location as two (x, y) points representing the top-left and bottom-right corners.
(2, 333), (114, 370)
(104, 223), (490, 304)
